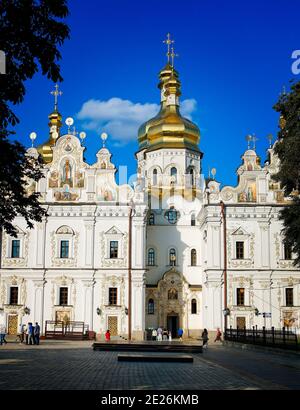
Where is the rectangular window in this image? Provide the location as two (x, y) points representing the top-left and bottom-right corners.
(60, 240), (69, 258)
(148, 249), (155, 266)
(237, 288), (245, 306)
(236, 241), (244, 259)
(109, 288), (117, 306)
(286, 288), (293, 307)
(9, 287), (18, 305)
(284, 244), (292, 260)
(59, 287), (68, 306)
(148, 213), (155, 225)
(11, 240), (20, 258)
(110, 241), (118, 259)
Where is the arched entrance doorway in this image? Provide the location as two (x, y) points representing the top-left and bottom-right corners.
(167, 313), (179, 339)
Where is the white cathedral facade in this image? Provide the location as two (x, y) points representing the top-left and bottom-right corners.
(0, 58), (299, 340)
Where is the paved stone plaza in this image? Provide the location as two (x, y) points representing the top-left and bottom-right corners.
(0, 340), (299, 390)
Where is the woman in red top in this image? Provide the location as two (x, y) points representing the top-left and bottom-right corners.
(105, 329), (111, 341)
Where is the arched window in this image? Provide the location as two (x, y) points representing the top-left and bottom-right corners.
(169, 248), (176, 266)
(148, 213), (155, 225)
(191, 249), (197, 266)
(191, 213), (196, 226)
(153, 169), (158, 185)
(165, 207), (179, 224)
(190, 168), (195, 186)
(170, 167), (177, 183)
(148, 299), (154, 314)
(148, 248), (155, 266)
(191, 299), (197, 314)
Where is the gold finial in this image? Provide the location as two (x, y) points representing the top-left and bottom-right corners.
(50, 84), (63, 111)
(163, 33), (174, 64)
(170, 46), (179, 68)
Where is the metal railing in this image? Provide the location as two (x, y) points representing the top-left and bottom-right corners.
(45, 320), (88, 339)
(225, 326), (298, 351)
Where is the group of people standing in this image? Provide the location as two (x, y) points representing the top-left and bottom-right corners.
(0, 322), (40, 345)
(151, 327), (184, 341)
(18, 322), (41, 345)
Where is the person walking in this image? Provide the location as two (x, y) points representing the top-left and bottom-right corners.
(178, 328), (183, 341)
(152, 328), (157, 341)
(202, 328), (209, 349)
(105, 329), (111, 341)
(34, 322), (40, 345)
(214, 328), (223, 343)
(168, 330), (172, 342)
(0, 324), (7, 345)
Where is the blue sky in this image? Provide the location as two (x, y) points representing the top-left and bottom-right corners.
(13, 0), (300, 186)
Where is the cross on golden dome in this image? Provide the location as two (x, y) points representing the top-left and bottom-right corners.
(163, 33), (174, 64)
(170, 45), (179, 68)
(50, 84), (63, 111)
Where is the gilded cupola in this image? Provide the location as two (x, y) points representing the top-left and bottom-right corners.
(137, 35), (200, 153)
(37, 84), (63, 163)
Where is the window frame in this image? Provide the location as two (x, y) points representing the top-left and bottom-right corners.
(152, 168), (158, 185)
(109, 241), (119, 259)
(147, 248), (155, 266)
(285, 288), (294, 307)
(60, 240), (70, 259)
(9, 286), (19, 305)
(59, 287), (69, 306)
(165, 207), (179, 224)
(148, 213), (155, 225)
(191, 298), (197, 314)
(191, 249), (197, 266)
(11, 239), (21, 258)
(236, 241), (245, 260)
(109, 287), (118, 306)
(237, 288), (245, 306)
(284, 244), (293, 260)
(148, 298), (155, 315)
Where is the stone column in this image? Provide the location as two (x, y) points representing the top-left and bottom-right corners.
(131, 271), (145, 340)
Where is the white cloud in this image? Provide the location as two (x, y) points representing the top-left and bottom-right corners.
(77, 97), (197, 146)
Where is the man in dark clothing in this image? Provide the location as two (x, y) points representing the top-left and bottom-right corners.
(28, 323), (34, 345)
(34, 322), (40, 345)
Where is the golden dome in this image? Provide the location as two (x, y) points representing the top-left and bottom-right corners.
(37, 110), (62, 163)
(138, 63), (200, 153)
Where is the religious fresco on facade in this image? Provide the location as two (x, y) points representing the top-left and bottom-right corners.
(55, 311), (71, 324)
(60, 158), (73, 187)
(75, 171), (84, 188)
(54, 185), (79, 201)
(238, 180), (257, 202)
(96, 184), (116, 201)
(49, 170), (59, 188)
(283, 311), (297, 328)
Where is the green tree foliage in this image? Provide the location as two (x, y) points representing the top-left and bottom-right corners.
(0, 0), (70, 236)
(273, 81), (300, 266)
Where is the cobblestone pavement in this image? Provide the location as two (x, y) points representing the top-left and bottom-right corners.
(0, 340), (299, 390)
